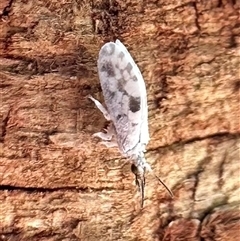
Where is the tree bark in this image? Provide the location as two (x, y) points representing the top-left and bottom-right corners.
(0, 0), (239, 240)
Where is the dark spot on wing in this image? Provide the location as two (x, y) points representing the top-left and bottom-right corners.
(116, 114), (127, 121)
(126, 62), (133, 74)
(117, 114), (122, 120)
(132, 75), (138, 81)
(129, 96), (141, 113)
(117, 78), (127, 92)
(108, 90), (115, 99)
(101, 43), (115, 56)
(118, 51), (125, 59)
(101, 61), (115, 77)
(108, 43), (116, 55)
(131, 123), (138, 127)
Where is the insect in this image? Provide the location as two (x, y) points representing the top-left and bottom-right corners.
(89, 39), (173, 207)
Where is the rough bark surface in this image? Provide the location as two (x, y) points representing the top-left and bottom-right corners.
(0, 0), (239, 241)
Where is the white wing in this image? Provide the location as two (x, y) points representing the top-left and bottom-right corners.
(97, 39), (149, 156)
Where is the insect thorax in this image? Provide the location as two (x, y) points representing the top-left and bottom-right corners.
(128, 151), (148, 170)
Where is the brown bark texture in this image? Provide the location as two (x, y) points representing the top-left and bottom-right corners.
(0, 0), (239, 240)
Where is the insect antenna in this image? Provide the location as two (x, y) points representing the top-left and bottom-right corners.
(153, 173), (174, 198)
(146, 163), (173, 198)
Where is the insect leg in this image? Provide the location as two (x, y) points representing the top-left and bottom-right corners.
(100, 141), (118, 148)
(93, 122), (116, 140)
(93, 132), (113, 141)
(88, 95), (111, 121)
(93, 122), (119, 148)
